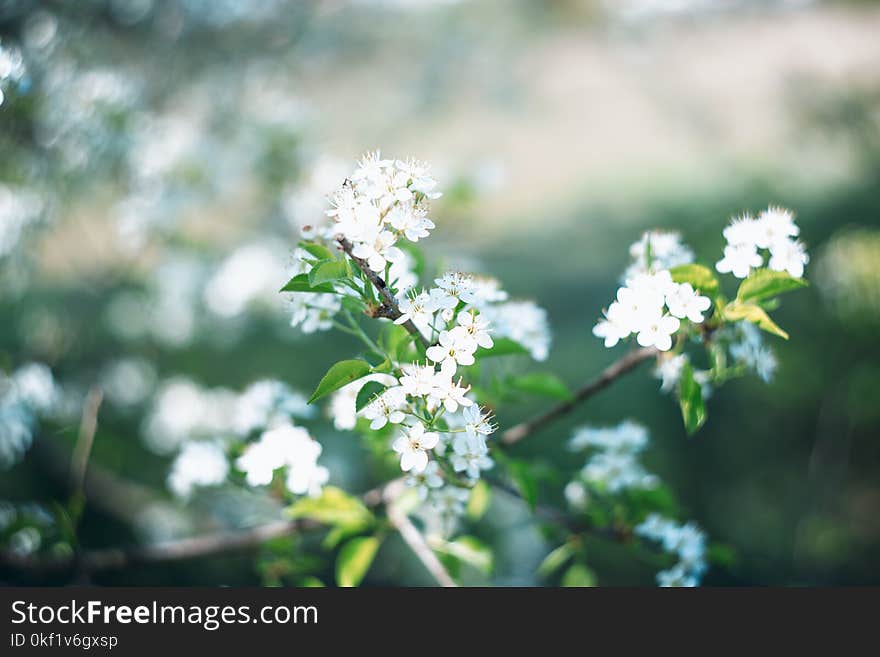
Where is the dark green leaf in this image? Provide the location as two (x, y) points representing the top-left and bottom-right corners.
(299, 241), (335, 261)
(308, 359), (372, 404)
(280, 273), (335, 293)
(476, 338), (530, 358)
(678, 362), (707, 435)
(309, 260), (349, 287)
(355, 381), (387, 412)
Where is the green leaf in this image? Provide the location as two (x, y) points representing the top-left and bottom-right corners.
(466, 480), (492, 521)
(537, 543), (573, 577)
(670, 263), (720, 297)
(508, 460), (538, 510)
(561, 563), (596, 587)
(476, 338), (530, 358)
(723, 301), (789, 340)
(381, 323), (415, 362)
(678, 362), (707, 436)
(436, 536), (493, 575)
(288, 486), (373, 531)
(280, 273), (335, 294)
(355, 381), (387, 412)
(508, 372), (572, 401)
(298, 241), (335, 261)
(309, 260), (349, 287)
(336, 536), (381, 587)
(736, 268), (807, 304)
(308, 359), (372, 404)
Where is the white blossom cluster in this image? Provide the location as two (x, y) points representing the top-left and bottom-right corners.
(716, 207), (808, 279)
(328, 151), (439, 271)
(653, 353), (712, 397)
(0, 363), (58, 469)
(635, 513), (708, 587)
(567, 421), (658, 495)
(624, 230), (694, 281)
(593, 268), (710, 352)
(0, 40), (26, 108)
(727, 321), (778, 383)
(160, 378), (326, 500)
(235, 422), (329, 497)
(144, 376), (312, 455)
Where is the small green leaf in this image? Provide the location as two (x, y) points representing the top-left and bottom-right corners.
(678, 362), (707, 436)
(436, 536), (493, 575)
(736, 268), (807, 304)
(355, 381), (387, 412)
(537, 543), (573, 577)
(280, 273), (335, 293)
(288, 486), (374, 530)
(476, 338), (530, 358)
(308, 359), (372, 404)
(670, 263), (720, 296)
(723, 301), (789, 339)
(508, 460), (539, 510)
(561, 563), (596, 587)
(466, 480), (492, 521)
(508, 372), (572, 401)
(299, 241), (335, 261)
(336, 536), (381, 587)
(309, 260), (349, 287)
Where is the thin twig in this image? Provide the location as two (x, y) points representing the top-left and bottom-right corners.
(336, 236), (430, 348)
(70, 386), (104, 497)
(383, 479), (457, 587)
(501, 347), (658, 445)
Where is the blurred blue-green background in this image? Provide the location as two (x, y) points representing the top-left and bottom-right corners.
(1, 0), (879, 585)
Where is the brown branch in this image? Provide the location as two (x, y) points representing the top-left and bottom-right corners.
(383, 479), (457, 587)
(501, 347), (659, 445)
(336, 236), (430, 348)
(1, 519), (318, 574)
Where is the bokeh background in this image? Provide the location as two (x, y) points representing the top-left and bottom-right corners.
(2, 0), (879, 586)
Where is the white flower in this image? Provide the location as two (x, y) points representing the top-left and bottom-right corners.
(635, 312), (680, 352)
(722, 213), (761, 247)
(768, 238), (809, 278)
(729, 321), (777, 382)
(289, 293), (341, 333)
(450, 434), (493, 480)
(392, 422), (440, 473)
(434, 271), (477, 307)
(581, 452), (657, 493)
(625, 230), (694, 278)
(395, 289), (437, 334)
(351, 226), (403, 273)
(564, 481), (588, 510)
(665, 283), (711, 323)
(469, 276), (508, 308)
(615, 285), (665, 332)
(406, 460), (443, 500)
(569, 421), (649, 454)
(754, 206), (798, 250)
(387, 204), (435, 242)
(716, 243), (763, 279)
(654, 353), (688, 393)
(235, 423), (325, 495)
(625, 270), (675, 304)
(360, 386), (408, 430)
(398, 362), (438, 398)
(462, 405), (496, 443)
(167, 442), (229, 498)
(592, 301), (632, 348)
(428, 376), (473, 413)
(426, 330), (476, 375)
(395, 158), (441, 198)
(328, 374), (397, 430)
(453, 309), (493, 349)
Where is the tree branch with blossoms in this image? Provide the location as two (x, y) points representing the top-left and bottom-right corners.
(3, 153), (811, 588)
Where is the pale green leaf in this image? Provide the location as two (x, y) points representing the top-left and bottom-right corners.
(723, 301), (789, 339)
(561, 563), (596, 587)
(280, 273), (335, 294)
(336, 536), (381, 587)
(736, 268), (807, 304)
(678, 362), (707, 436)
(309, 260), (349, 287)
(466, 480), (492, 521)
(537, 543), (573, 577)
(298, 241), (335, 261)
(670, 263), (720, 297)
